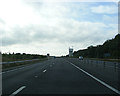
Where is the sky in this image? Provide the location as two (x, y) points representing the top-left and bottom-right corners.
(0, 0), (119, 56)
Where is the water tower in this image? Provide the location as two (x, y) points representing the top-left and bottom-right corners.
(69, 47), (73, 57)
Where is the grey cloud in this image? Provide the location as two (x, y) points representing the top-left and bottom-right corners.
(2, 34), (32, 46)
(2, 25), (60, 46)
(1, 17), (117, 48)
(2, 26), (33, 46)
(2, 38), (19, 46)
(62, 33), (107, 44)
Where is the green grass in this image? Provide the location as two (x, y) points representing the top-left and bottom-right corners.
(2, 58), (48, 69)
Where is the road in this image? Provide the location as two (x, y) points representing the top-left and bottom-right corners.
(2, 58), (120, 95)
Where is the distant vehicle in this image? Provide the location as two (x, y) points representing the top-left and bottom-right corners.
(79, 56), (83, 60)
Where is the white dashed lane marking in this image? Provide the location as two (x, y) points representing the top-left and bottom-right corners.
(43, 70), (47, 73)
(10, 86), (26, 96)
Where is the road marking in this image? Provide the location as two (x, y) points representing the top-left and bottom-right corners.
(0, 62), (49, 74)
(0, 68), (21, 74)
(0, 65), (31, 74)
(10, 86), (26, 96)
(43, 70), (47, 73)
(1, 66), (28, 74)
(35, 76), (38, 78)
(70, 62), (120, 95)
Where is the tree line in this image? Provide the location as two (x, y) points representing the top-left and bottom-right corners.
(1, 52), (47, 62)
(73, 34), (120, 59)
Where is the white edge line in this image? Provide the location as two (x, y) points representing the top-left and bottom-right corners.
(0, 66), (26, 74)
(43, 69), (47, 72)
(10, 86), (26, 96)
(69, 62), (120, 95)
(1, 61), (49, 74)
(0, 68), (18, 74)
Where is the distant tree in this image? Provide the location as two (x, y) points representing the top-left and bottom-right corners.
(73, 34), (120, 59)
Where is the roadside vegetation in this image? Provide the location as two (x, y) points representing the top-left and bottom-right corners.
(1, 53), (47, 62)
(73, 34), (120, 60)
(1, 53), (47, 69)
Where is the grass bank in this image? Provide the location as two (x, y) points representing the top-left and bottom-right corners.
(2, 58), (48, 69)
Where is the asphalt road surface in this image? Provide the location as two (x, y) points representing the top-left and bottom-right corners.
(2, 58), (120, 95)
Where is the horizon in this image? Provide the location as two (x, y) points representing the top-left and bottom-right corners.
(1, 33), (119, 56)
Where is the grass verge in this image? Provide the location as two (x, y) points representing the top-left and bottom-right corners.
(2, 58), (48, 69)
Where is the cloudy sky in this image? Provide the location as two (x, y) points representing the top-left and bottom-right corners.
(0, 0), (119, 56)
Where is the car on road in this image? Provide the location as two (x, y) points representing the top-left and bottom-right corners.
(79, 56), (83, 60)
